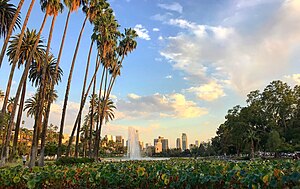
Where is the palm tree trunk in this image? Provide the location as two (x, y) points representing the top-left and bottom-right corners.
(32, 15), (57, 167)
(0, 0), (35, 146)
(10, 78), (27, 161)
(41, 11), (71, 158)
(74, 41), (94, 157)
(93, 52), (127, 158)
(4, 13), (48, 162)
(93, 67), (106, 158)
(65, 59), (102, 157)
(57, 16), (88, 158)
(0, 0), (24, 67)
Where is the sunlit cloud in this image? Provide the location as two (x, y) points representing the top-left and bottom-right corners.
(186, 81), (225, 101)
(160, 0), (300, 94)
(116, 93), (208, 120)
(134, 24), (151, 40)
(158, 2), (183, 14)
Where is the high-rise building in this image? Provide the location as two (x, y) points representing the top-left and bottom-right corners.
(182, 133), (188, 151)
(161, 139), (168, 151)
(154, 136), (168, 152)
(176, 138), (181, 149)
(155, 141), (162, 153)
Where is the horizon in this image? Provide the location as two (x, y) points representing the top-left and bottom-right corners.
(1, 0), (300, 149)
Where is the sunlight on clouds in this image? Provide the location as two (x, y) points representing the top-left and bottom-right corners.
(134, 24), (150, 41)
(186, 81), (225, 101)
(116, 93), (207, 120)
(160, 0), (300, 94)
(284, 74), (300, 85)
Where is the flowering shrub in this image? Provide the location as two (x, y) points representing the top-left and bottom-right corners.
(0, 159), (299, 188)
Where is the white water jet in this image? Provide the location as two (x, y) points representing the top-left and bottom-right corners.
(127, 127), (141, 160)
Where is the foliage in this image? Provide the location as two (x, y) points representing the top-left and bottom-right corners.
(0, 159), (299, 188)
(55, 157), (95, 165)
(213, 80), (300, 156)
(0, 0), (21, 38)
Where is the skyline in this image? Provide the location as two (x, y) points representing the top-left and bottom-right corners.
(1, 0), (300, 148)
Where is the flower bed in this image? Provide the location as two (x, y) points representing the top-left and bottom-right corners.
(0, 159), (299, 188)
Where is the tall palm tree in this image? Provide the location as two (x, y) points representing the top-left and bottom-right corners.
(28, 0), (63, 168)
(0, 0), (23, 67)
(1, 28), (45, 126)
(0, 29), (45, 161)
(44, 0), (82, 157)
(58, 0), (109, 158)
(94, 28), (137, 158)
(29, 54), (62, 166)
(1, 5), (49, 164)
(1, 0), (36, 115)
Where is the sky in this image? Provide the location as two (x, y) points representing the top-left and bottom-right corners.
(1, 0), (300, 148)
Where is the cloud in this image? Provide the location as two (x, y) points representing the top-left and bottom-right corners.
(153, 28), (160, 32)
(284, 74), (300, 85)
(158, 2), (183, 14)
(186, 81), (225, 101)
(160, 0), (300, 94)
(151, 13), (173, 22)
(165, 75), (172, 79)
(116, 93), (207, 119)
(134, 24), (151, 40)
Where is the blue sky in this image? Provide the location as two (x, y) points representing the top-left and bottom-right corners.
(1, 0), (300, 148)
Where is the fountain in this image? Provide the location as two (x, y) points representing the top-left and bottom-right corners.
(127, 127), (141, 160)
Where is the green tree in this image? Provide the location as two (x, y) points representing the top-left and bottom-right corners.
(57, 0), (109, 158)
(266, 130), (282, 152)
(0, 0), (22, 67)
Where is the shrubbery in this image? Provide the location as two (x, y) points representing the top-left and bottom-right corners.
(55, 157), (95, 165)
(0, 159), (299, 188)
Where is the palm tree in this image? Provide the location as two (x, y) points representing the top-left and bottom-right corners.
(1, 29), (45, 161)
(58, 0), (109, 158)
(45, 0), (82, 157)
(1, 0), (36, 114)
(93, 28), (137, 159)
(1, 6), (49, 164)
(1, 29), (45, 123)
(28, 0), (63, 168)
(29, 54), (62, 166)
(0, 0), (23, 67)
(244, 128), (259, 159)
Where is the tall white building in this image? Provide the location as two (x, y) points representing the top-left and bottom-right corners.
(176, 138), (181, 149)
(182, 133), (188, 151)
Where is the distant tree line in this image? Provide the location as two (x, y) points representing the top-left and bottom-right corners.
(210, 80), (300, 158)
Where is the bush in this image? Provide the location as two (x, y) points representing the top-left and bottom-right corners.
(55, 157), (95, 165)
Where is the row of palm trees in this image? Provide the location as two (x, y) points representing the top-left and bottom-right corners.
(0, 0), (137, 167)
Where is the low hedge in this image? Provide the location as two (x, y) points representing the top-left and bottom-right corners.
(55, 157), (95, 165)
(0, 159), (299, 188)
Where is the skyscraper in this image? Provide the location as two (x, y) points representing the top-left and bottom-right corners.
(182, 133), (188, 151)
(176, 138), (181, 149)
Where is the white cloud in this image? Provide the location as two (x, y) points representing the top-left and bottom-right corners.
(127, 93), (141, 100)
(186, 81), (225, 101)
(151, 13), (173, 22)
(165, 75), (172, 79)
(116, 93), (208, 119)
(153, 28), (160, 32)
(160, 0), (300, 94)
(134, 24), (151, 41)
(158, 2), (183, 14)
(284, 74), (300, 85)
